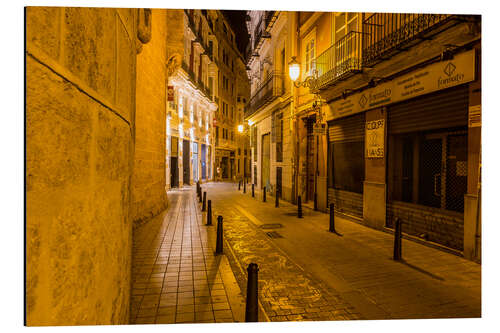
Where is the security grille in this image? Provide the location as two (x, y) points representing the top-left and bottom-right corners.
(446, 133), (468, 212)
(388, 129), (467, 213)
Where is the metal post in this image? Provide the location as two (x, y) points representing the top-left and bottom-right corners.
(298, 195), (303, 218)
(275, 189), (279, 208)
(314, 193), (318, 211)
(243, 180), (246, 193)
(199, 188), (202, 203)
(239, 180), (241, 190)
(329, 203), (336, 233)
(202, 191), (207, 211)
(215, 216), (223, 255)
(252, 184), (255, 197)
(245, 263), (259, 322)
(206, 200), (212, 226)
(393, 218), (402, 260)
(263, 186), (266, 202)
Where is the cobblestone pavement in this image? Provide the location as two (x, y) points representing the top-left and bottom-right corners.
(207, 184), (363, 322)
(130, 187), (246, 325)
(204, 181), (481, 321)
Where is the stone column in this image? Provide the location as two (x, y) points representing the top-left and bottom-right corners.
(363, 107), (387, 230)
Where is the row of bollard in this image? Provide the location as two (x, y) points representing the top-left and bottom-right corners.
(201, 184), (259, 322)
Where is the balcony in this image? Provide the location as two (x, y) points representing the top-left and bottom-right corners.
(246, 71), (284, 118)
(313, 31), (363, 90)
(362, 13), (453, 67)
(181, 60), (196, 82)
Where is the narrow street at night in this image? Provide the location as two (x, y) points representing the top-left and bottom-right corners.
(130, 182), (480, 324)
(23, 3), (489, 330)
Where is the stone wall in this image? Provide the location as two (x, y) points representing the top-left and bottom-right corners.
(131, 9), (168, 225)
(387, 202), (464, 251)
(26, 7), (137, 325)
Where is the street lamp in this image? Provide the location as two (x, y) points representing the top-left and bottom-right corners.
(288, 56), (300, 82)
(237, 124), (244, 133)
(288, 56), (319, 90)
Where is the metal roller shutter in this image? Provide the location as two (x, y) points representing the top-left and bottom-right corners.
(388, 84), (469, 134)
(328, 113), (365, 142)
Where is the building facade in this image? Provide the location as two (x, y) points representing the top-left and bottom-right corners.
(247, 11), (481, 261)
(310, 13), (481, 260)
(246, 11), (296, 201)
(211, 11), (250, 182)
(166, 9), (218, 189)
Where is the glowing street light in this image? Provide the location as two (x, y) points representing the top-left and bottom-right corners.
(288, 56), (300, 82)
(237, 124), (244, 133)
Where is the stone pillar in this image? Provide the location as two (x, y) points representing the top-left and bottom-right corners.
(363, 108), (387, 230)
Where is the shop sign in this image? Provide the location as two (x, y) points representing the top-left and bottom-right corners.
(167, 86), (174, 101)
(313, 124), (326, 135)
(327, 49), (476, 120)
(365, 119), (385, 158)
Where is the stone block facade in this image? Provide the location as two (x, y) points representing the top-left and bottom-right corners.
(26, 7), (136, 325)
(131, 9), (168, 225)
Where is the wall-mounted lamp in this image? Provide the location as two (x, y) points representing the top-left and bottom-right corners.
(288, 56), (318, 90)
(237, 124), (244, 133)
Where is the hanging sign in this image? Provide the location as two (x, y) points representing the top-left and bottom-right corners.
(327, 49), (476, 121)
(365, 119), (385, 158)
(167, 86), (174, 101)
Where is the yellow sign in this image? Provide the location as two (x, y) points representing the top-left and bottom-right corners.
(366, 119), (385, 158)
(327, 50), (476, 120)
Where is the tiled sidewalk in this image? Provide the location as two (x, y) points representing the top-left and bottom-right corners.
(130, 187), (245, 324)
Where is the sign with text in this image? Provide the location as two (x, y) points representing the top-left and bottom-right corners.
(327, 50), (476, 120)
(365, 119), (385, 158)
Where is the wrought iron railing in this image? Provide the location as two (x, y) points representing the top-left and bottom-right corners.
(313, 31), (363, 90)
(362, 13), (451, 67)
(246, 71), (284, 118)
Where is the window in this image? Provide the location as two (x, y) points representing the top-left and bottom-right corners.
(333, 13), (359, 66)
(302, 30), (316, 77)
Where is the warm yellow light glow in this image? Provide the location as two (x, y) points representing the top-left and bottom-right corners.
(248, 119), (254, 126)
(238, 124), (244, 133)
(288, 56), (300, 82)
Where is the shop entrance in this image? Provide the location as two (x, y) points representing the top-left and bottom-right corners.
(183, 139), (190, 185)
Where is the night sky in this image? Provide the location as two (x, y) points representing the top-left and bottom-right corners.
(222, 10), (249, 56)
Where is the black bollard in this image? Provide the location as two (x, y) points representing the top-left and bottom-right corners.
(298, 195), (303, 218)
(393, 218), (402, 260)
(329, 203), (336, 233)
(206, 200), (212, 226)
(215, 216), (223, 255)
(263, 186), (266, 202)
(245, 263), (259, 322)
(243, 181), (246, 193)
(202, 191), (207, 211)
(239, 180), (241, 191)
(252, 184), (255, 197)
(275, 189), (279, 208)
(314, 193), (318, 211)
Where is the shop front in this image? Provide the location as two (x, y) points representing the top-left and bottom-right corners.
(324, 48), (479, 252)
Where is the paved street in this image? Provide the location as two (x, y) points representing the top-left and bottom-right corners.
(131, 182), (480, 324)
(130, 187), (246, 324)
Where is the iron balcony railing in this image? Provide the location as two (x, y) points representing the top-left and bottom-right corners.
(362, 13), (451, 67)
(181, 61), (212, 99)
(246, 71), (284, 118)
(313, 31), (363, 90)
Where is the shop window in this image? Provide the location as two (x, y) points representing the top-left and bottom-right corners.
(328, 141), (364, 194)
(388, 128), (467, 213)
